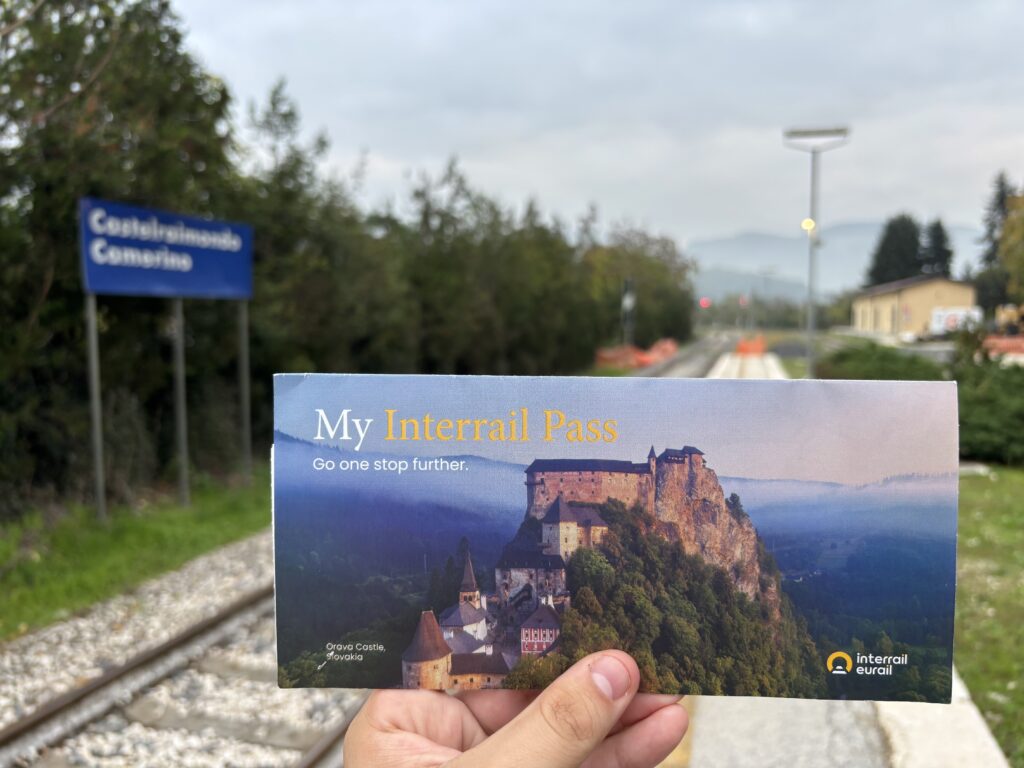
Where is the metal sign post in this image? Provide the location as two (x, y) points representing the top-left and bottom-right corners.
(172, 298), (190, 507)
(85, 293), (107, 522)
(237, 300), (252, 483)
(78, 198), (253, 517)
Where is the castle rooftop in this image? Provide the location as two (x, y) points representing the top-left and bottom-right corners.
(445, 630), (485, 654)
(460, 551), (478, 593)
(525, 458), (650, 475)
(659, 446), (705, 460)
(496, 544), (565, 571)
(450, 653), (510, 677)
(438, 601), (488, 628)
(540, 497), (609, 528)
(523, 603), (560, 630)
(402, 610), (451, 662)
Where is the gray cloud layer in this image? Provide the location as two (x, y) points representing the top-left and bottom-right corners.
(176, 0), (1024, 251)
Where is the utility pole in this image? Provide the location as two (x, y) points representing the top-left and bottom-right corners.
(621, 278), (636, 347)
(783, 126), (850, 378)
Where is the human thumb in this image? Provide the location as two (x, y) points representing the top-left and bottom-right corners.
(451, 651), (640, 768)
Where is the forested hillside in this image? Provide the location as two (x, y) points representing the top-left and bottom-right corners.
(505, 500), (826, 696)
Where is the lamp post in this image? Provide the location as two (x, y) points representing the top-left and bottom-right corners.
(783, 126), (849, 378)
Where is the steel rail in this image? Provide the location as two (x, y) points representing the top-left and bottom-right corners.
(0, 582), (274, 755)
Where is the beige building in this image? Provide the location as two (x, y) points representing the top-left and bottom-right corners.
(851, 276), (976, 337)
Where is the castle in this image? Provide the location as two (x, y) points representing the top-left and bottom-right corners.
(525, 445), (705, 519)
(403, 445), (713, 689)
(497, 446), (707, 614)
(401, 551), (511, 690)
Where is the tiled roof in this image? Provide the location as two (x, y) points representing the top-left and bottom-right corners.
(496, 544), (566, 571)
(523, 603), (560, 630)
(855, 275), (967, 298)
(445, 629), (485, 654)
(659, 446), (705, 459)
(438, 601), (488, 628)
(402, 611), (451, 662)
(525, 458), (650, 474)
(450, 653), (510, 676)
(459, 551), (478, 593)
(540, 497), (609, 528)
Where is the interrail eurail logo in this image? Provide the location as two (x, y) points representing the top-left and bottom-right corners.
(827, 650), (910, 676)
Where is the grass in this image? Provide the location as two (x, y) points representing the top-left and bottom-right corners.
(778, 356), (808, 379)
(0, 466), (271, 641)
(956, 468), (1024, 767)
(582, 365), (632, 377)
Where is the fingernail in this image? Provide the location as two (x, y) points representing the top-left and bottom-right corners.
(591, 655), (631, 701)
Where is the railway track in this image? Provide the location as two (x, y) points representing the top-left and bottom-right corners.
(0, 583), (365, 767)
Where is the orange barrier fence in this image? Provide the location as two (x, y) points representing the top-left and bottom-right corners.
(595, 338), (679, 370)
(734, 334), (765, 356)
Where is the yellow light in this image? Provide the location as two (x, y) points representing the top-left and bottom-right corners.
(801, 218), (816, 232)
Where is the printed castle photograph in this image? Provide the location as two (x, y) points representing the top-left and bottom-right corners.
(273, 375), (958, 702)
(399, 444), (804, 694)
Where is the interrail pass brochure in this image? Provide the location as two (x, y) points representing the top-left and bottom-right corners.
(273, 374), (958, 702)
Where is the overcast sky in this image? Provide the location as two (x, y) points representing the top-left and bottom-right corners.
(276, 375), (958, 485)
(175, 0), (1023, 247)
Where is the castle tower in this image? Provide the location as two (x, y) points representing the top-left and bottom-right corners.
(644, 446), (657, 514)
(459, 551), (481, 609)
(655, 445), (708, 519)
(402, 610), (452, 689)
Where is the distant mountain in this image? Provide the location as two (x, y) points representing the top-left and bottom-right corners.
(720, 473), (958, 538)
(693, 267), (807, 303)
(687, 221), (983, 297)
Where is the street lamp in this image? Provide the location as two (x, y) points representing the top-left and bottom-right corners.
(783, 126), (849, 378)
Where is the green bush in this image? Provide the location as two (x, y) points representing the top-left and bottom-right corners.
(816, 343), (944, 381)
(956, 359), (1024, 465)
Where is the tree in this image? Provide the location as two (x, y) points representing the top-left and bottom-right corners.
(921, 220), (953, 277)
(866, 215), (922, 286)
(974, 265), (1010, 315)
(981, 172), (1016, 267)
(997, 196), (1024, 304)
(725, 493), (748, 523)
(0, 0), (236, 518)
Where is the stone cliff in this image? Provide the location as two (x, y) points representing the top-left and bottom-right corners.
(654, 458), (780, 617)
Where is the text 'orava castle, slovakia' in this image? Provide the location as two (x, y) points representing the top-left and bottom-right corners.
(403, 445), (775, 690)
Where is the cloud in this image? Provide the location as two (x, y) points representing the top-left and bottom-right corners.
(175, 0), (1024, 249)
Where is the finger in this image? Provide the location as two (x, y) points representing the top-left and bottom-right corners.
(345, 690), (485, 761)
(455, 689), (539, 734)
(582, 700), (689, 768)
(610, 693), (683, 735)
(344, 692), (463, 768)
(449, 651), (640, 768)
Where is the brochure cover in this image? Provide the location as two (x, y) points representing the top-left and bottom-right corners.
(273, 374), (958, 702)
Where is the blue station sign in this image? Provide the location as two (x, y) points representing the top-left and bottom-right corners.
(79, 198), (253, 299)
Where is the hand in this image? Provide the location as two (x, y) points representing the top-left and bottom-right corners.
(344, 650), (689, 768)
